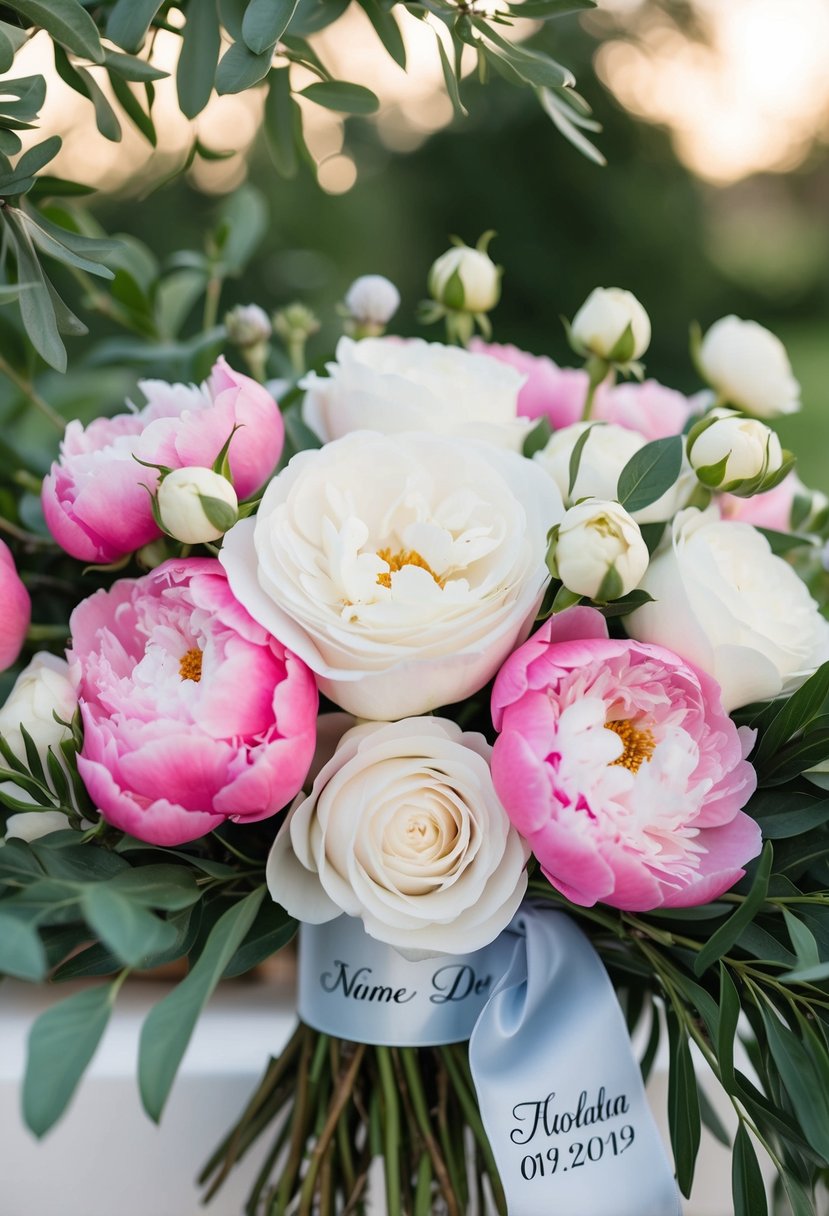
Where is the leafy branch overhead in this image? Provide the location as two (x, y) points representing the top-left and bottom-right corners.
(0, 0), (599, 370)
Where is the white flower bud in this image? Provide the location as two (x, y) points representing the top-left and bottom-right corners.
(157, 467), (239, 544)
(429, 245), (501, 313)
(689, 411), (783, 487)
(554, 498), (649, 600)
(224, 304), (271, 349)
(570, 287), (651, 362)
(344, 275), (400, 327)
(0, 653), (77, 810)
(699, 316), (800, 418)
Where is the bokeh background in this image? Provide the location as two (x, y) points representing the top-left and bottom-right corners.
(3, 0), (829, 486)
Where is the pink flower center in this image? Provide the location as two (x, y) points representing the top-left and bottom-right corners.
(605, 718), (656, 773)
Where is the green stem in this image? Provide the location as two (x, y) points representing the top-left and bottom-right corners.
(0, 352), (65, 431)
(376, 1047), (402, 1216)
(581, 355), (610, 422)
(26, 623), (70, 643)
(203, 274), (223, 332)
(441, 1046), (507, 1216)
(399, 1048), (459, 1216)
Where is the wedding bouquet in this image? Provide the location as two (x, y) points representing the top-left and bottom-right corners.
(4, 240), (829, 1216)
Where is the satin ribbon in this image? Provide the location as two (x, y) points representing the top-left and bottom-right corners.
(299, 905), (682, 1215)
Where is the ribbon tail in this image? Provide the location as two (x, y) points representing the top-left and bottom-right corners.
(469, 906), (682, 1216)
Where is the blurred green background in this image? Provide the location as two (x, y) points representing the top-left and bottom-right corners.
(3, 0), (828, 488)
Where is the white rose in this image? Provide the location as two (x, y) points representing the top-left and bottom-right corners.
(689, 411), (783, 486)
(157, 466), (238, 544)
(428, 245), (500, 313)
(0, 653), (77, 808)
(267, 717), (529, 955)
(627, 506), (829, 711)
(220, 431), (563, 720)
(534, 421), (694, 523)
(571, 287), (651, 361)
(344, 275), (400, 327)
(554, 499), (649, 600)
(699, 316), (800, 418)
(301, 337), (531, 450)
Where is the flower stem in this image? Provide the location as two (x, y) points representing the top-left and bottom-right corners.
(376, 1046), (403, 1216)
(0, 352), (65, 432)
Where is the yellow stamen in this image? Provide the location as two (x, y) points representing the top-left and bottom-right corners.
(606, 718), (655, 773)
(179, 647), (203, 683)
(376, 548), (445, 590)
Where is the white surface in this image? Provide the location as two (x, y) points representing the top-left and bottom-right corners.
(0, 973), (753, 1216)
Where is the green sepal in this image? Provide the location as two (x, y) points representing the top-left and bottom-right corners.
(593, 562), (624, 604)
(550, 583), (581, 614)
(441, 265), (466, 311)
(694, 454), (730, 489)
(211, 423), (243, 483)
(522, 416), (551, 459)
(198, 494), (238, 534)
(606, 320), (635, 365)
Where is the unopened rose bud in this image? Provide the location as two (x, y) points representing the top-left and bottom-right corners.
(429, 244), (501, 314)
(343, 275), (400, 337)
(157, 467), (239, 544)
(570, 287), (651, 363)
(552, 498), (649, 601)
(224, 303), (271, 349)
(698, 315), (800, 418)
(689, 409), (784, 492)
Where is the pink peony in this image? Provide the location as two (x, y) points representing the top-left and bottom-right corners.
(471, 340), (697, 441)
(0, 540), (31, 671)
(719, 471), (815, 533)
(42, 358), (283, 563)
(68, 558), (317, 845)
(491, 606), (760, 911)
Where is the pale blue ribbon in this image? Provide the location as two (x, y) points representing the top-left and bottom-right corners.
(299, 905), (682, 1215)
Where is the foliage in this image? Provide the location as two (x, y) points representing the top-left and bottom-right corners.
(0, 0), (599, 370)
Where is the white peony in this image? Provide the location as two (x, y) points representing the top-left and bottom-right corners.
(554, 499), (649, 600)
(157, 466), (238, 544)
(571, 287), (651, 361)
(627, 506), (829, 711)
(0, 652), (77, 810)
(266, 717), (529, 955)
(534, 421), (694, 523)
(301, 336), (532, 450)
(220, 431), (563, 719)
(698, 316), (800, 418)
(689, 410), (783, 486)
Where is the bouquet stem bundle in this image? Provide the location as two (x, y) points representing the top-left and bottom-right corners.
(200, 1023), (506, 1216)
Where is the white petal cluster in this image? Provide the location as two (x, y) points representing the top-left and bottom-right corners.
(699, 316), (800, 417)
(571, 287), (651, 361)
(221, 431), (563, 719)
(267, 717), (529, 954)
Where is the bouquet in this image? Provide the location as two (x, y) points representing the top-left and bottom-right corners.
(4, 238), (829, 1216)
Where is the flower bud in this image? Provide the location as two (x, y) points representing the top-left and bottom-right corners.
(429, 244), (501, 313)
(157, 467), (239, 544)
(273, 303), (320, 346)
(570, 287), (651, 363)
(689, 409), (784, 492)
(343, 275), (400, 337)
(698, 316), (800, 418)
(224, 303), (271, 349)
(552, 498), (649, 601)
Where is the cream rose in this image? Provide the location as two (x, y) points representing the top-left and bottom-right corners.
(534, 421), (694, 523)
(698, 316), (800, 418)
(301, 337), (531, 450)
(220, 431), (563, 719)
(266, 717), (529, 955)
(627, 506), (829, 711)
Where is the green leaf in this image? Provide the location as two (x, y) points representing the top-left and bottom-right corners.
(0, 911), (47, 980)
(750, 791), (829, 839)
(474, 21), (574, 90)
(103, 50), (168, 83)
(81, 885), (178, 967)
(0, 135), (62, 195)
(23, 983), (116, 1136)
(4, 0), (103, 62)
(717, 963), (740, 1090)
(242, 0), (299, 54)
(106, 0), (164, 52)
(783, 908), (820, 968)
(753, 662), (829, 770)
(666, 1010), (700, 1198)
(0, 74), (46, 123)
(598, 588), (654, 618)
(16, 207), (115, 278)
(434, 29), (467, 120)
(617, 435), (683, 514)
(222, 902), (296, 978)
(539, 87), (605, 167)
(731, 1125), (767, 1216)
(0, 21), (28, 73)
(694, 842), (773, 975)
(300, 80), (380, 114)
(781, 1176), (818, 1216)
(4, 209), (66, 370)
(287, 0), (350, 36)
(215, 39), (275, 95)
(53, 47), (122, 142)
(567, 422), (599, 499)
(760, 729), (829, 786)
(760, 1005), (829, 1162)
(698, 1085), (729, 1148)
(358, 0), (406, 68)
(177, 0), (222, 119)
(108, 72), (156, 146)
(522, 415), (551, 459)
(264, 67), (298, 177)
(507, 0), (595, 15)
(138, 886), (265, 1120)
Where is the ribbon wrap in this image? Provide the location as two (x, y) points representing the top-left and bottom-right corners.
(299, 904), (682, 1215)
